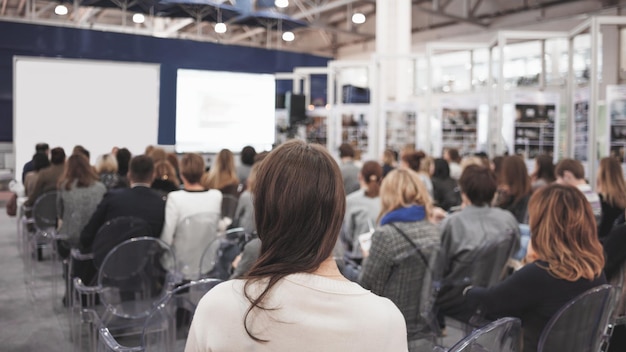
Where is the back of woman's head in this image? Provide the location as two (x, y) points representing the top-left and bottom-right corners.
(598, 157), (626, 208)
(534, 154), (555, 182)
(95, 154), (118, 174)
(432, 158), (450, 179)
(116, 148), (131, 176)
(500, 155), (531, 201)
(154, 160), (180, 187)
(528, 183), (604, 281)
(245, 140), (346, 341)
(251, 140), (345, 276)
(241, 146), (257, 166)
(60, 154), (98, 190)
(379, 168), (431, 221)
(401, 151), (423, 171)
(361, 161), (383, 198)
(206, 149), (238, 189)
(180, 153), (205, 185)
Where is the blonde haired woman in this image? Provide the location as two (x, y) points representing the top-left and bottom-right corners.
(597, 157), (626, 238)
(465, 183), (606, 352)
(151, 160), (180, 197)
(204, 149), (239, 195)
(95, 153), (127, 189)
(359, 168), (440, 350)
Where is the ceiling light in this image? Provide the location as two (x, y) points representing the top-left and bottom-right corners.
(132, 13), (145, 24)
(54, 4), (68, 16)
(282, 31), (295, 42)
(275, 0), (289, 8)
(215, 22), (227, 33)
(351, 12), (365, 24)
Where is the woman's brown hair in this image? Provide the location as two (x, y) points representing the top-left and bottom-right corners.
(361, 160), (382, 198)
(378, 168), (432, 222)
(245, 140), (346, 342)
(58, 154), (99, 190)
(528, 183), (605, 281)
(179, 153), (205, 185)
(597, 157), (626, 209)
(499, 155), (531, 203)
(154, 160), (180, 187)
(204, 149), (239, 190)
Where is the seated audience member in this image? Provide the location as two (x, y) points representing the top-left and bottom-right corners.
(166, 152), (181, 183)
(79, 155), (166, 253)
(236, 145), (256, 189)
(204, 148), (240, 196)
(596, 157), (626, 238)
(465, 184), (606, 352)
(72, 145), (90, 160)
(339, 143), (361, 195)
(359, 168), (440, 350)
(229, 237), (261, 280)
(151, 160), (180, 197)
(24, 153), (50, 198)
(115, 147), (131, 186)
(443, 148), (462, 180)
(401, 150), (434, 197)
(57, 154), (107, 257)
(186, 140), (408, 352)
(147, 147), (167, 163)
(159, 153), (222, 280)
(25, 147), (66, 207)
(431, 158), (461, 212)
(95, 153), (128, 190)
(530, 154), (555, 191)
(495, 155), (532, 224)
(436, 165), (520, 321)
(22, 142), (49, 183)
(382, 149), (397, 178)
(340, 161), (382, 265)
(555, 158), (602, 223)
(234, 163), (260, 235)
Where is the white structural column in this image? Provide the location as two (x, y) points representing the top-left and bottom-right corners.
(375, 0), (413, 152)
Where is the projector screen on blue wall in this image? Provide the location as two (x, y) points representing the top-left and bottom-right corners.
(175, 69), (276, 153)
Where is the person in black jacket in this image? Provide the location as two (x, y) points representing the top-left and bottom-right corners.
(80, 155), (166, 253)
(431, 158), (461, 211)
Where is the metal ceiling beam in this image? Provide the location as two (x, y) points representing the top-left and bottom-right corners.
(416, 5), (489, 27)
(35, 2), (56, 17)
(225, 0), (364, 44)
(160, 17), (194, 36)
(1, 0), (8, 16)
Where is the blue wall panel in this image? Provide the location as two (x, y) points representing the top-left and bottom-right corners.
(0, 21), (331, 143)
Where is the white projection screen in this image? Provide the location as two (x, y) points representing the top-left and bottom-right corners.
(175, 69), (275, 153)
(14, 57), (160, 178)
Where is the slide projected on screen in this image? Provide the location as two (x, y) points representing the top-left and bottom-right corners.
(176, 69), (275, 153)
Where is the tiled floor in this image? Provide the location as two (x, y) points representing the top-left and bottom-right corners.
(0, 206), (465, 351)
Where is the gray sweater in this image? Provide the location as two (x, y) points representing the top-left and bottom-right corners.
(340, 189), (381, 260)
(57, 181), (107, 246)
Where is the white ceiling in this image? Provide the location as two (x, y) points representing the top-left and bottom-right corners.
(1, 0), (625, 58)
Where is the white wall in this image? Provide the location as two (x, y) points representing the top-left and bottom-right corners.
(14, 57), (160, 178)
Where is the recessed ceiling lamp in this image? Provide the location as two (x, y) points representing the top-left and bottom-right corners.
(54, 4), (68, 15)
(275, 0), (289, 8)
(282, 31), (295, 42)
(215, 22), (227, 34)
(351, 12), (365, 24)
(132, 13), (145, 24)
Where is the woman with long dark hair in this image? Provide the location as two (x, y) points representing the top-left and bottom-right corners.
(596, 157), (626, 238)
(530, 154), (555, 190)
(186, 140), (408, 352)
(495, 155), (532, 223)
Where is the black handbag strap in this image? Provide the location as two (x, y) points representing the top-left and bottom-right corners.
(389, 223), (430, 269)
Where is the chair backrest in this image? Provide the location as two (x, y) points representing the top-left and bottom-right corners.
(199, 227), (245, 280)
(466, 230), (517, 289)
(609, 260), (626, 325)
(141, 278), (223, 352)
(537, 284), (617, 352)
(97, 236), (176, 320)
(32, 190), (58, 233)
(417, 243), (444, 342)
(92, 216), (152, 269)
(172, 212), (221, 280)
(447, 317), (522, 352)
